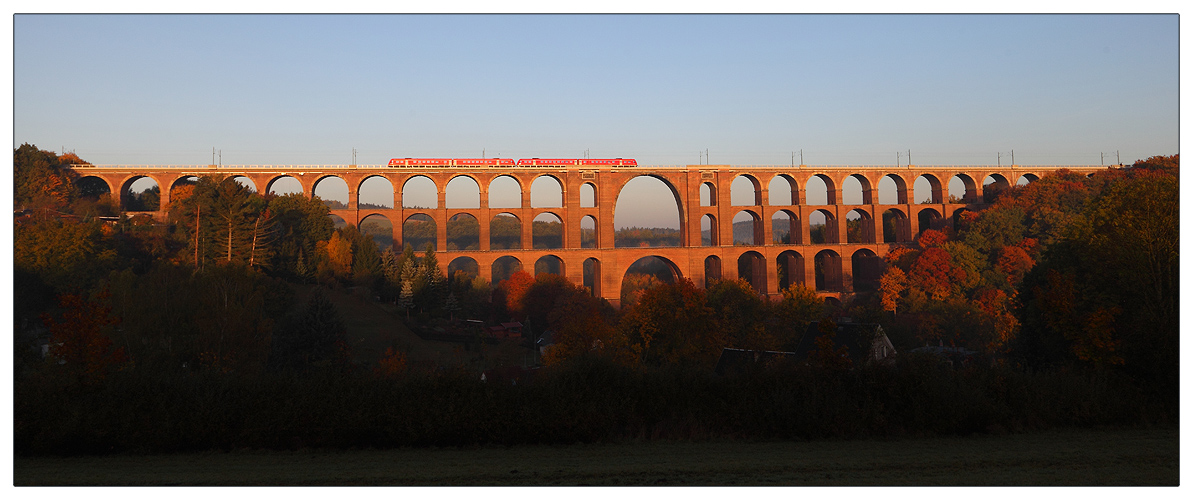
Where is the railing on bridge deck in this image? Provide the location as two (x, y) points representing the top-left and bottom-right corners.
(71, 163), (1109, 170)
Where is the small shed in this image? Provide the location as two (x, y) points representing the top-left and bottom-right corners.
(501, 322), (523, 338)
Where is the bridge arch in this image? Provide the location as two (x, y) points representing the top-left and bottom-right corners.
(613, 174), (685, 248)
(266, 175), (304, 196)
(619, 255), (683, 306)
(845, 208), (874, 244)
(1017, 173), (1040, 185)
(531, 212), (563, 249)
(814, 249), (844, 292)
(952, 207), (973, 229)
(842, 174), (872, 205)
(917, 207), (945, 234)
(948, 173), (978, 203)
(852, 248), (884, 292)
(878, 173), (908, 204)
(806, 174), (836, 205)
(534, 254), (564, 276)
(583, 257), (602, 296)
(982, 173), (1011, 203)
(120, 175), (163, 211)
(226, 175), (257, 192)
(402, 175), (439, 209)
(490, 212), (522, 250)
(732, 209), (763, 246)
(530, 174), (564, 208)
(731, 174), (762, 206)
(358, 175), (395, 209)
(447, 213), (480, 251)
(701, 214), (718, 246)
(168, 175), (199, 193)
(360, 213), (394, 251)
(402, 212), (436, 252)
(809, 209), (838, 244)
(768, 174), (798, 205)
(777, 250), (805, 290)
(313, 175), (349, 209)
(448, 256), (479, 281)
(882, 208), (912, 243)
(491, 255), (523, 285)
(704, 255), (723, 286)
(580, 182), (597, 208)
(488, 175), (522, 209)
(771, 209), (799, 244)
(580, 215), (598, 248)
(736, 250), (767, 294)
(913, 174), (942, 204)
(700, 181), (717, 207)
(76, 175), (113, 198)
(445, 175), (481, 209)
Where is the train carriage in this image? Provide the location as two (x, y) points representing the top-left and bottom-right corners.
(388, 158), (516, 167)
(515, 158), (638, 167)
(388, 157), (637, 167)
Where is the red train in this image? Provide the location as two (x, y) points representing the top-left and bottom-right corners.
(386, 157), (637, 167)
(387, 158), (516, 167)
(516, 158), (637, 167)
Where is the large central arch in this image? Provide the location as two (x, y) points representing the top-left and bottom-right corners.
(613, 174), (686, 248)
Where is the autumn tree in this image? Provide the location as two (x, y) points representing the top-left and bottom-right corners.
(771, 283), (825, 350)
(908, 247), (959, 300)
(324, 231), (353, 277)
(542, 289), (627, 366)
(13, 143), (78, 210)
(878, 267), (907, 315)
(620, 279), (724, 368)
(42, 293), (128, 385)
(499, 270), (536, 318)
(1017, 160), (1178, 395)
(14, 217), (117, 292)
(706, 279), (774, 351)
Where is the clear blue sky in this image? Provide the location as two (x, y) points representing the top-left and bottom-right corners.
(13, 14), (1179, 228)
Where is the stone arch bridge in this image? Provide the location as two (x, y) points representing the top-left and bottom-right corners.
(72, 163), (1107, 307)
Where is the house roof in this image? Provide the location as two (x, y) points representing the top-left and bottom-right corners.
(714, 348), (800, 375)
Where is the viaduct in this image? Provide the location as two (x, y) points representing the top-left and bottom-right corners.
(71, 163), (1108, 307)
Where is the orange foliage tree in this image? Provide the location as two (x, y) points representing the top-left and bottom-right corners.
(996, 245), (1034, 287)
(908, 247), (960, 300)
(499, 270), (536, 318)
(878, 267), (907, 314)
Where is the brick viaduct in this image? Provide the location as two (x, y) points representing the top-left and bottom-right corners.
(72, 163), (1107, 307)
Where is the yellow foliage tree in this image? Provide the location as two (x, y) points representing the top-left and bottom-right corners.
(325, 231), (353, 277)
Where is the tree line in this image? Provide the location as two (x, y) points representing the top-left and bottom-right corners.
(12, 143), (1178, 454)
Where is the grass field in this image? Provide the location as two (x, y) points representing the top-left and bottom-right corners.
(14, 427), (1177, 486)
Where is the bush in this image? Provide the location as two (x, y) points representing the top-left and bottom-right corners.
(14, 356), (1169, 456)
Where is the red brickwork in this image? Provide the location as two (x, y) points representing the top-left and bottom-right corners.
(73, 164), (1106, 307)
